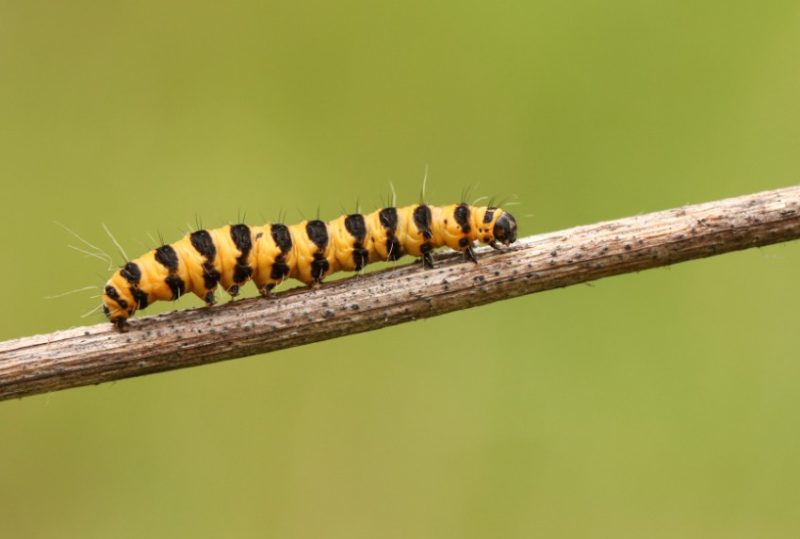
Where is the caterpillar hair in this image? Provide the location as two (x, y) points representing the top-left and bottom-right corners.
(102, 202), (518, 330)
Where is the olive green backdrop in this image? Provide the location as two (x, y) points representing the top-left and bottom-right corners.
(1, 1), (799, 537)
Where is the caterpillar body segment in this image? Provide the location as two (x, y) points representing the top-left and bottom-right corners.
(252, 223), (295, 295)
(102, 204), (518, 330)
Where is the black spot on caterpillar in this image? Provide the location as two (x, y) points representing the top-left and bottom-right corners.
(103, 203), (518, 330)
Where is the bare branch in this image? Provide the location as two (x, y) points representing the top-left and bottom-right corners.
(2, 186), (800, 401)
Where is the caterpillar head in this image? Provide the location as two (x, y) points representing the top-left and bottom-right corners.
(478, 207), (518, 248)
(492, 210), (518, 246)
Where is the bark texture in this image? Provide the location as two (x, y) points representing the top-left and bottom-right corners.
(2, 185), (799, 401)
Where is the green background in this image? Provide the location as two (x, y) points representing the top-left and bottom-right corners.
(2, 1), (800, 537)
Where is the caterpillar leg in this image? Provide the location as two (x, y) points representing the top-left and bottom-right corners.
(311, 255), (329, 284)
(421, 244), (435, 269)
(464, 245), (478, 264)
(203, 291), (216, 306)
(228, 285), (240, 298)
(386, 238), (402, 261)
(259, 284), (276, 297)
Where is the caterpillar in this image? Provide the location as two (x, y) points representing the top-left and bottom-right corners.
(102, 203), (518, 330)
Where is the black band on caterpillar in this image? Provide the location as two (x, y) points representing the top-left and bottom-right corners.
(190, 229), (221, 292)
(230, 224), (254, 290)
(102, 203), (518, 329)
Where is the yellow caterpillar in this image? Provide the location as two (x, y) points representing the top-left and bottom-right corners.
(102, 203), (518, 330)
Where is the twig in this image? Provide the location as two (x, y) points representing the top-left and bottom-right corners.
(2, 186), (800, 401)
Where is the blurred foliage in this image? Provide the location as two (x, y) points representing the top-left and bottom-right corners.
(1, 1), (800, 537)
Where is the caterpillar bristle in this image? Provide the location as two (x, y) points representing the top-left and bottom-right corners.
(460, 184), (479, 205)
(419, 165), (429, 204)
(44, 285), (99, 300)
(389, 181), (397, 207)
(68, 244), (113, 268)
(81, 302), (105, 319)
(101, 222), (129, 264)
(55, 221), (114, 270)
